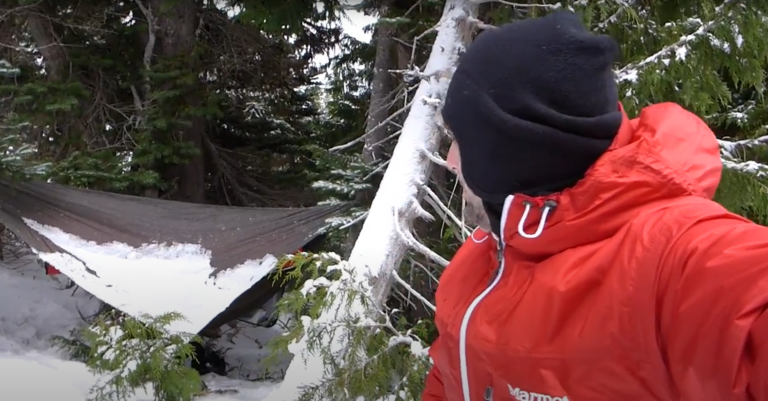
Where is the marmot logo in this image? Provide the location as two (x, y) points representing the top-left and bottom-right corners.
(508, 384), (569, 401)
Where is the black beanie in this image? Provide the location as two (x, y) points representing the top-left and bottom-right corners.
(442, 10), (623, 204)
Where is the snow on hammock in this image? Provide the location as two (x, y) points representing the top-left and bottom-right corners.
(0, 180), (347, 334)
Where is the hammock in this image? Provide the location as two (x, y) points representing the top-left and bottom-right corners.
(0, 180), (347, 334)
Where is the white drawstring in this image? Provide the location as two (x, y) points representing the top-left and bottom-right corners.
(470, 227), (489, 243)
(469, 200), (555, 243)
(517, 201), (555, 239)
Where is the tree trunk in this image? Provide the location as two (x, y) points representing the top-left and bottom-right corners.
(264, 1), (478, 399)
(149, 0), (206, 203)
(25, 13), (68, 82)
(342, 0), (397, 257)
(26, 9), (90, 153)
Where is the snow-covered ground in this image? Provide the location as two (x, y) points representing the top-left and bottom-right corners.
(2, 352), (280, 401)
(0, 248), (291, 400)
(0, 254), (102, 355)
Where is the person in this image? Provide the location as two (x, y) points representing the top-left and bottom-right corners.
(422, 10), (768, 401)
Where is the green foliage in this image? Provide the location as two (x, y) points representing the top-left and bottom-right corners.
(715, 168), (768, 225)
(266, 251), (433, 401)
(47, 149), (162, 191)
(310, 149), (373, 202)
(0, 0), (348, 206)
(56, 311), (203, 401)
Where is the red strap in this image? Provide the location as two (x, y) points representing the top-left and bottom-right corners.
(45, 263), (61, 276)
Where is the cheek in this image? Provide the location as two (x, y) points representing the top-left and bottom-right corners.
(463, 185), (483, 206)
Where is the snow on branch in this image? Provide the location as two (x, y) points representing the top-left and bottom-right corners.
(719, 135), (768, 158)
(468, 0), (559, 8)
(721, 158), (768, 177)
(263, 1), (478, 399)
(596, 0), (638, 31)
(616, 0), (737, 83)
(719, 135), (768, 177)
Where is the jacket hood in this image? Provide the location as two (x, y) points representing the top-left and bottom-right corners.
(498, 102), (722, 258)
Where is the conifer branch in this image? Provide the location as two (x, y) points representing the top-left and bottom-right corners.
(720, 135), (768, 159)
(596, 0), (638, 31)
(616, 0), (739, 83)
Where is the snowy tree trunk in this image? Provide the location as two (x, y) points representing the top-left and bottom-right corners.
(264, 1), (477, 399)
(349, 0), (476, 318)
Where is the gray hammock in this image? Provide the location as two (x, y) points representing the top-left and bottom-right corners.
(0, 180), (347, 334)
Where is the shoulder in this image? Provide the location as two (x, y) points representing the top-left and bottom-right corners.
(603, 197), (741, 273)
(628, 196), (738, 236)
(625, 196), (756, 271)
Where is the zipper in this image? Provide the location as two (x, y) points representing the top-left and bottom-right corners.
(458, 195), (514, 401)
(487, 245), (503, 286)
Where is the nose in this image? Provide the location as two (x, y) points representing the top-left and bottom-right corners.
(446, 141), (460, 173)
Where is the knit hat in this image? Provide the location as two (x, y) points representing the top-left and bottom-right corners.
(442, 10), (623, 204)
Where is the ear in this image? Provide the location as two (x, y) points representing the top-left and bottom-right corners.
(447, 141), (460, 173)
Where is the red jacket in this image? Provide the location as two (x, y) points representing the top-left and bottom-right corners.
(423, 103), (768, 401)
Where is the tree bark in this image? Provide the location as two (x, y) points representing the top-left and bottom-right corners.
(25, 13), (68, 81)
(149, 0), (206, 203)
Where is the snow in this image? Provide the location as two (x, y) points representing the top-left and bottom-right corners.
(0, 256), (101, 355)
(24, 219), (278, 335)
(1, 351), (151, 400)
(344, 0), (476, 286)
(0, 248), (289, 400)
(264, 1), (477, 399)
(0, 351), (281, 401)
(342, 10), (375, 43)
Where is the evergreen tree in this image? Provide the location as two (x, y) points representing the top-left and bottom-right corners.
(0, 0), (346, 207)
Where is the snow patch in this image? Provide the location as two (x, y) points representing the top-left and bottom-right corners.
(201, 373), (280, 400)
(24, 219), (278, 334)
(0, 350), (154, 401)
(0, 350), (281, 401)
(0, 257), (101, 355)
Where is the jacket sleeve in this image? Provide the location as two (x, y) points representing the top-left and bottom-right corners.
(658, 212), (768, 400)
(421, 337), (447, 401)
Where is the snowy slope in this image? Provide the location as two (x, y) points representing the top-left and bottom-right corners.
(0, 252), (286, 400)
(1, 351), (280, 401)
(0, 255), (102, 355)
